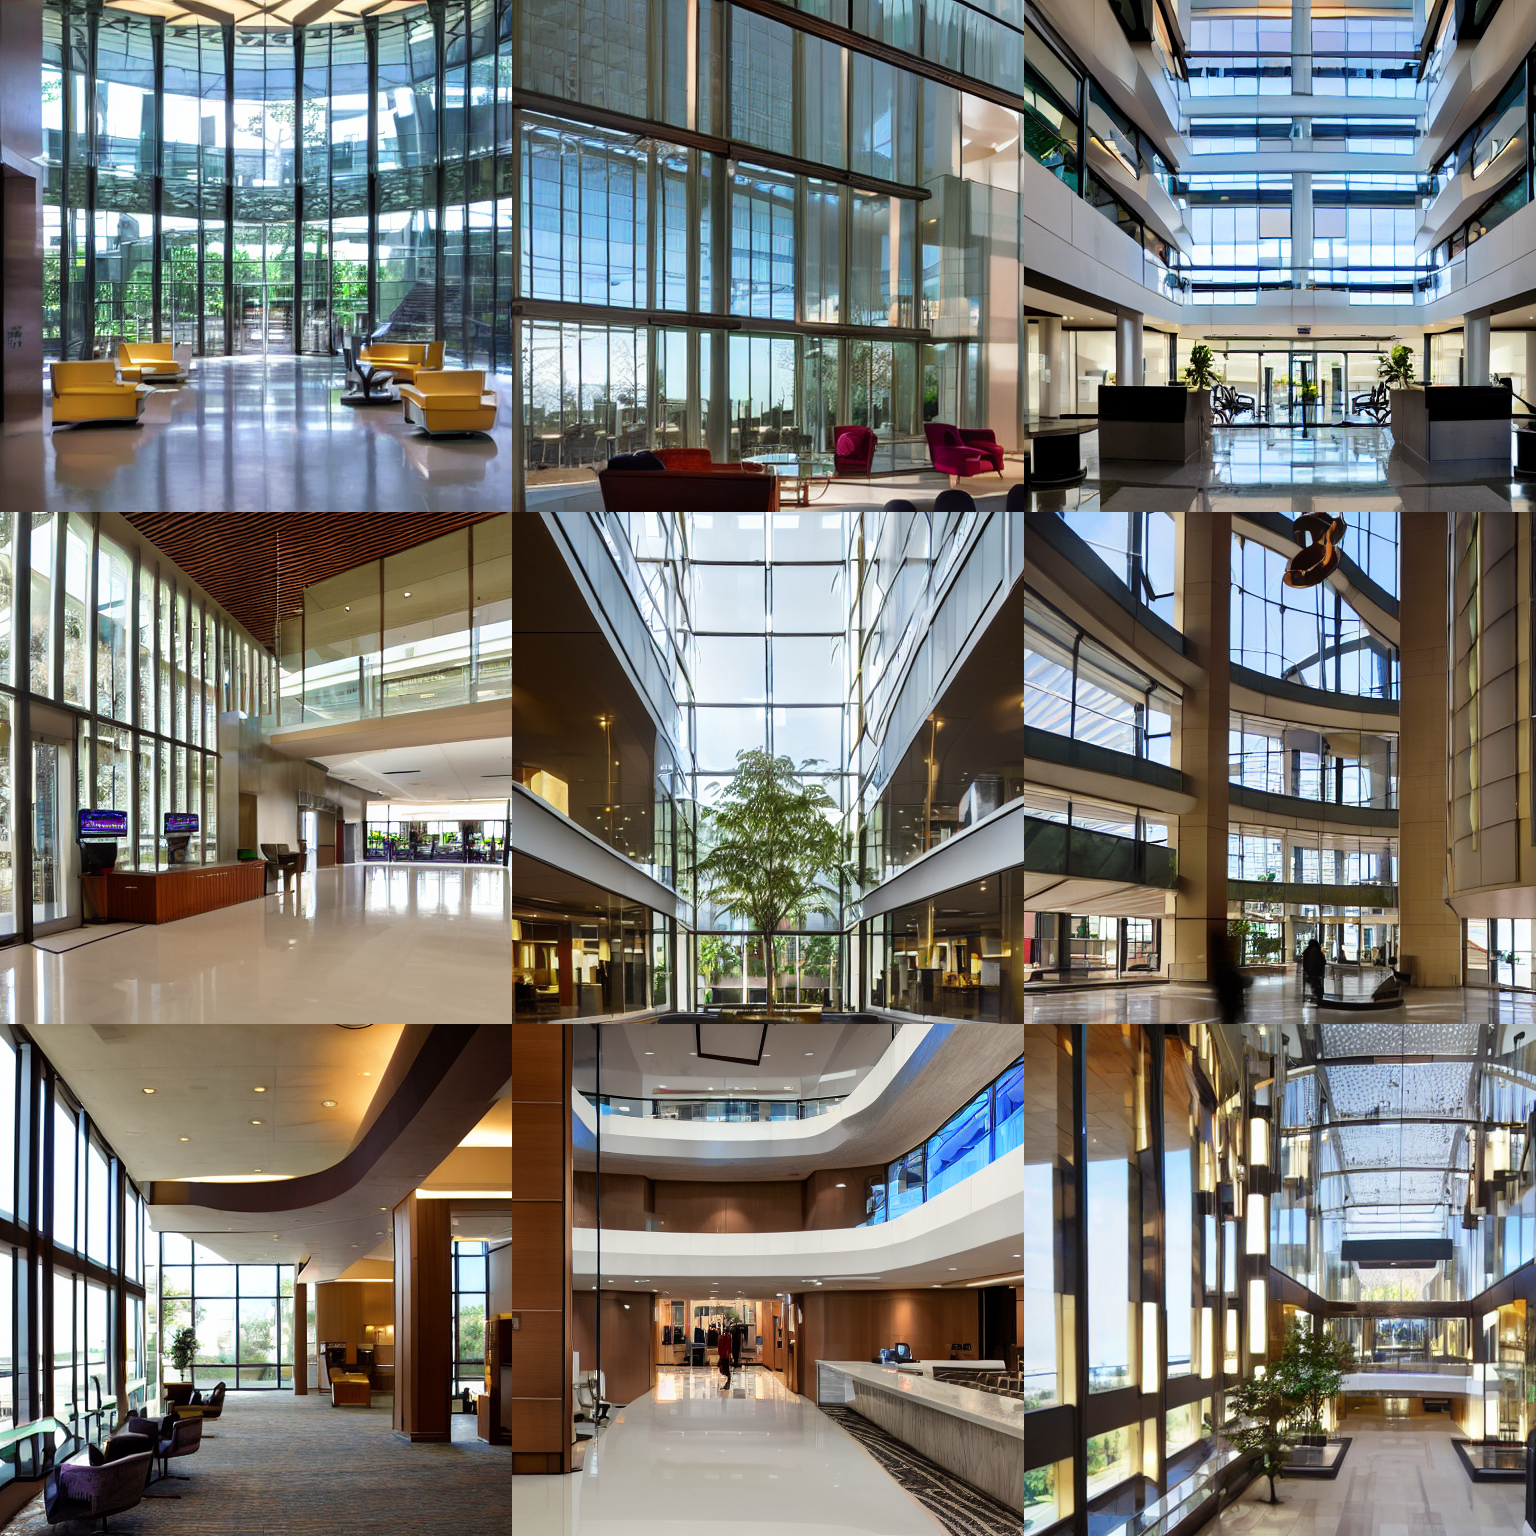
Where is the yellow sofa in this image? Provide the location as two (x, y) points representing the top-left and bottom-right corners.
(117, 342), (187, 384)
(358, 340), (444, 384)
(399, 370), (498, 437)
(50, 361), (149, 428)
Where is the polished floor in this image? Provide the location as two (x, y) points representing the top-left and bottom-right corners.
(1213, 1419), (1520, 1536)
(8, 1389), (510, 1536)
(0, 863), (511, 1024)
(513, 1366), (949, 1535)
(1029, 423), (1531, 512)
(0, 356), (511, 512)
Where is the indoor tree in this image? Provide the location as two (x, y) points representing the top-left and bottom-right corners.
(1378, 343), (1416, 387)
(1277, 1319), (1356, 1433)
(165, 1325), (200, 1384)
(695, 749), (852, 1005)
(1225, 1369), (1301, 1505)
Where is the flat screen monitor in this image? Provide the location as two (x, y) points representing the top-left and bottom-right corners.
(164, 813), (199, 834)
(78, 808), (128, 839)
(892, 1342), (913, 1363)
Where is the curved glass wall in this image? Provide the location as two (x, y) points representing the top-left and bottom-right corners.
(1229, 716), (1397, 808)
(1231, 535), (1399, 698)
(42, 0), (513, 366)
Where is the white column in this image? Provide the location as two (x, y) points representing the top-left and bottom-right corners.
(1039, 315), (1064, 417)
(1466, 311), (1491, 386)
(1523, 330), (1536, 409)
(1292, 0), (1312, 95)
(1116, 310), (1144, 387)
(1291, 173), (1312, 290)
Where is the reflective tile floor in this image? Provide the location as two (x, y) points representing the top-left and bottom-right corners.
(1027, 424), (1534, 514)
(0, 863), (511, 1024)
(0, 356), (512, 512)
(513, 1366), (948, 1535)
(1211, 1419), (1521, 1536)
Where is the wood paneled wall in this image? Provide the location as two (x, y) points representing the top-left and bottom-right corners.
(511, 1020), (572, 1475)
(572, 1166), (884, 1234)
(573, 1291), (656, 1406)
(392, 1194), (451, 1442)
(797, 1290), (983, 1384)
(316, 1280), (394, 1364)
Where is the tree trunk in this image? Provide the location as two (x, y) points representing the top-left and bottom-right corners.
(1266, 1473), (1279, 1504)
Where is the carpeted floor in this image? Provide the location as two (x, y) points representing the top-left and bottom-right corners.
(6, 1392), (510, 1535)
(820, 1405), (1023, 1536)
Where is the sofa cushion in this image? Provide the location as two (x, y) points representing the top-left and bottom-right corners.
(631, 450), (664, 470)
(607, 453), (637, 470)
(835, 432), (859, 457)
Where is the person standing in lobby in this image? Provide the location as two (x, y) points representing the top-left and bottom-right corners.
(717, 1329), (733, 1389)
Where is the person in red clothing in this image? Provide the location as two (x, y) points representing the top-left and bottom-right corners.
(717, 1328), (733, 1388)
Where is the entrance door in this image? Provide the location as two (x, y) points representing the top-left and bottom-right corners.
(300, 809), (318, 870)
(32, 738), (77, 935)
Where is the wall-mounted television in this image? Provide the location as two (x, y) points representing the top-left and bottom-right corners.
(164, 813), (199, 835)
(78, 809), (128, 839)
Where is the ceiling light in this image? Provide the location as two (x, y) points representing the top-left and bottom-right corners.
(321, 1100), (337, 1108)
(835, 1183), (846, 1189)
(948, 1267), (957, 1271)
(403, 590), (411, 597)
(141, 1087), (155, 1094)
(250, 1119), (264, 1126)
(254, 1168), (262, 1173)
(253, 1086), (267, 1093)
(380, 1207), (388, 1212)
(179, 1137), (189, 1142)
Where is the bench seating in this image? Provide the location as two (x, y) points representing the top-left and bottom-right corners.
(360, 340), (444, 383)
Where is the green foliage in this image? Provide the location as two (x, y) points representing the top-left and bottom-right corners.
(165, 1325), (199, 1379)
(695, 750), (853, 999)
(1276, 1320), (1356, 1433)
(1378, 343), (1416, 387)
(1299, 381), (1319, 403)
(1182, 343), (1221, 391)
(1225, 1371), (1299, 1504)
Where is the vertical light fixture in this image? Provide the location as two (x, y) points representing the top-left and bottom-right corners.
(1247, 1193), (1267, 1255)
(1142, 1301), (1159, 1392)
(1201, 1307), (1215, 1380)
(1248, 1277), (1268, 1355)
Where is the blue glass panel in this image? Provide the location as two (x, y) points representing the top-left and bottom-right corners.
(925, 1090), (991, 1200)
(887, 1147), (925, 1220)
(994, 1061), (1023, 1158)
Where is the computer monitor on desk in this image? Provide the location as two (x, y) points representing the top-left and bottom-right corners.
(78, 809), (126, 874)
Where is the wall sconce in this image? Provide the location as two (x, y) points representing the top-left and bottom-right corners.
(1248, 1278), (1268, 1355)
(1249, 1117), (1270, 1168)
(1141, 1302), (1159, 1392)
(1246, 1194), (1267, 1256)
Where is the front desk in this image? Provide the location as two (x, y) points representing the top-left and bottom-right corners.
(818, 1361), (1023, 1510)
(83, 862), (266, 924)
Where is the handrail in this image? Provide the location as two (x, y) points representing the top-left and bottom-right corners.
(0, 1417), (69, 1453)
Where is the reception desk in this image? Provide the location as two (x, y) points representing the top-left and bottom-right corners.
(818, 1361), (1023, 1510)
(83, 862), (266, 924)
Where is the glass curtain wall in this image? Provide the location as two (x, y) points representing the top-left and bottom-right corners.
(42, 0), (512, 369)
(157, 1234), (294, 1390)
(0, 1030), (149, 1491)
(452, 1240), (488, 1397)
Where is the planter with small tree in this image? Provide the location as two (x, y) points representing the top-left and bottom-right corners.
(164, 1325), (200, 1405)
(1097, 343), (1214, 462)
(1225, 1370), (1300, 1505)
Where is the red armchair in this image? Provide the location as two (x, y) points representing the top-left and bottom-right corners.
(959, 428), (1004, 474)
(924, 422), (997, 487)
(832, 425), (876, 476)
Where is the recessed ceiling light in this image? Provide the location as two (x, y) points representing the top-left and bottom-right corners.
(645, 1052), (654, 1056)
(251, 1119), (264, 1126)
(948, 1267), (957, 1271)
(253, 1086), (267, 1093)
(179, 1137), (189, 1142)
(141, 1087), (155, 1094)
(254, 1168), (262, 1172)
(380, 1207), (388, 1212)
(804, 1052), (813, 1057)
(321, 1100), (337, 1108)
(403, 591), (411, 597)
(835, 1183), (846, 1189)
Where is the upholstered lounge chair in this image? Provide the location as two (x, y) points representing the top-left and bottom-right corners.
(127, 1411), (202, 1489)
(923, 422), (995, 488)
(359, 340), (444, 384)
(174, 1380), (225, 1435)
(957, 427), (1005, 474)
(399, 370), (498, 437)
(117, 343), (188, 385)
(597, 458), (779, 511)
(831, 424), (876, 476)
(43, 1447), (153, 1532)
(50, 362), (149, 429)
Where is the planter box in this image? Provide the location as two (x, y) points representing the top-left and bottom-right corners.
(1096, 386), (1206, 461)
(1390, 386), (1510, 464)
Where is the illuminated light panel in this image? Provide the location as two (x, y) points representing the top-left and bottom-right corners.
(103, 0), (421, 21)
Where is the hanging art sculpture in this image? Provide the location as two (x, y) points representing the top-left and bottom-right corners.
(1283, 513), (1347, 588)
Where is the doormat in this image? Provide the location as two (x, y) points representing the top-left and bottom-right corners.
(31, 922), (143, 954)
(820, 1405), (1023, 1536)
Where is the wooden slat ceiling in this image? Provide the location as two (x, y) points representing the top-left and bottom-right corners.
(123, 513), (509, 651)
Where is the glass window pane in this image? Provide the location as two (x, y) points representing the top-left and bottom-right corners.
(53, 1099), (76, 1252)
(63, 515), (90, 707)
(691, 566), (766, 632)
(381, 530), (471, 715)
(195, 1297), (237, 1374)
(693, 636), (766, 703)
(695, 707), (766, 769)
(925, 1089), (991, 1199)
(96, 535), (132, 722)
(30, 514), (54, 697)
(770, 636), (844, 703)
(86, 1142), (108, 1264)
(771, 708), (841, 766)
(770, 563), (844, 631)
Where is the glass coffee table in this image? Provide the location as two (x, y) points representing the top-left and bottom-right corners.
(744, 452), (836, 504)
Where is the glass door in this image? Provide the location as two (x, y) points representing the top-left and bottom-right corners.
(32, 738), (77, 935)
(300, 809), (318, 870)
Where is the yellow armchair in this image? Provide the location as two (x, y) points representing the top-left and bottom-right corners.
(358, 340), (445, 383)
(399, 370), (498, 437)
(117, 342), (187, 384)
(50, 361), (149, 428)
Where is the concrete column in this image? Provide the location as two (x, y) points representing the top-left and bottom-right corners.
(393, 1192), (453, 1442)
(1398, 513), (1462, 986)
(1466, 311), (1491, 386)
(1291, 173), (1312, 290)
(1291, 0), (1311, 95)
(1523, 330), (1536, 408)
(510, 1020), (573, 1473)
(1170, 512), (1232, 980)
(1115, 310), (1144, 387)
(294, 1281), (307, 1395)
(1039, 315), (1064, 417)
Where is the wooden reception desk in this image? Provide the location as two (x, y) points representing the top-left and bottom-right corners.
(83, 862), (266, 924)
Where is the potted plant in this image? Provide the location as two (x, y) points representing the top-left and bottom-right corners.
(1182, 343), (1220, 437)
(1298, 380), (1319, 433)
(164, 1325), (199, 1402)
(1225, 1369), (1301, 1505)
(1378, 342), (1416, 388)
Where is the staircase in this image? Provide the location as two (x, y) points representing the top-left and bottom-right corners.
(371, 279), (463, 341)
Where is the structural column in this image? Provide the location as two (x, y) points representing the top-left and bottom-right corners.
(511, 1019), (573, 1474)
(1115, 310), (1143, 387)
(294, 1280), (307, 1395)
(1398, 513), (1461, 985)
(1170, 512), (1231, 980)
(1039, 315), (1064, 418)
(1465, 310), (1491, 386)
(392, 1192), (452, 1442)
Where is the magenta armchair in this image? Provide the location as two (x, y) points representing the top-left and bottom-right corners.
(924, 422), (992, 487)
(958, 428), (1005, 474)
(832, 424), (876, 476)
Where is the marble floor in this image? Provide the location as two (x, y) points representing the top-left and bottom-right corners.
(1027, 423), (1533, 513)
(0, 356), (512, 512)
(513, 1365), (949, 1536)
(0, 863), (511, 1024)
(1214, 1420), (1521, 1536)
